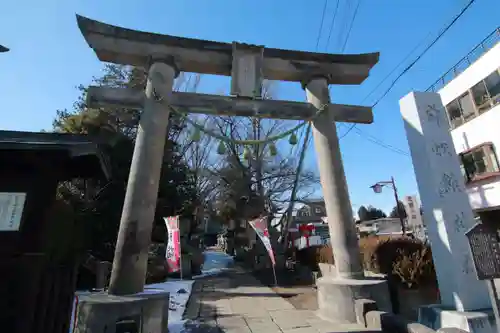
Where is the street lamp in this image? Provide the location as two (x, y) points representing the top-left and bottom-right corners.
(0, 45), (9, 53)
(370, 176), (406, 235)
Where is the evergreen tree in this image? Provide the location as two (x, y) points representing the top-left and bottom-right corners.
(53, 64), (197, 267)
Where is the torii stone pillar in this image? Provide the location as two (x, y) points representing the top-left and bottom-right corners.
(108, 60), (177, 295)
(305, 77), (363, 278)
(305, 77), (391, 322)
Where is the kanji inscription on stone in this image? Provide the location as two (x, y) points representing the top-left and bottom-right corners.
(465, 223), (500, 280)
(425, 104), (442, 128)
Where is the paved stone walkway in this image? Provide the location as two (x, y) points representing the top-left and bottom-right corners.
(184, 268), (380, 333)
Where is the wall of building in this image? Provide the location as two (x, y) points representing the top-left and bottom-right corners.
(439, 43), (500, 211)
(450, 105), (500, 211)
(439, 43), (500, 105)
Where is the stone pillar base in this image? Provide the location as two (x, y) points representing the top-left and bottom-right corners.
(73, 290), (169, 333)
(316, 276), (391, 324)
(419, 304), (494, 333)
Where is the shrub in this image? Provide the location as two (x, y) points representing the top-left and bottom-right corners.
(293, 245), (334, 271)
(295, 246), (319, 270)
(373, 237), (437, 289)
(285, 235), (437, 290)
(392, 246), (435, 289)
(358, 236), (381, 271)
(316, 244), (334, 265)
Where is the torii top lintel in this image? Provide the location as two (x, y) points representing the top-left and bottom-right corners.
(76, 15), (379, 86)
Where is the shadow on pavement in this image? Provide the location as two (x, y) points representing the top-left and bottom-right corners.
(182, 270), (382, 333)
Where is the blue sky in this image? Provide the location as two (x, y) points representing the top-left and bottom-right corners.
(1, 0), (498, 214)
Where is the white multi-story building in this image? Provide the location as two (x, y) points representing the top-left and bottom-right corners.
(429, 28), (500, 222)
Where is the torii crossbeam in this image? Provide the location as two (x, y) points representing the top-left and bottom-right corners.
(87, 87), (374, 123)
(77, 14), (388, 323)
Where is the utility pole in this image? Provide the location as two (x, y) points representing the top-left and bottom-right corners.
(370, 177), (406, 235)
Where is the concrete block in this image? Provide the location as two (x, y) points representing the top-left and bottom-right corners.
(406, 323), (439, 333)
(365, 310), (436, 333)
(316, 276), (391, 323)
(365, 310), (387, 330)
(95, 261), (112, 289)
(354, 298), (378, 327)
(365, 310), (385, 330)
(438, 328), (471, 333)
(318, 263), (335, 278)
(418, 304), (493, 333)
(312, 271), (320, 286)
(74, 290), (169, 333)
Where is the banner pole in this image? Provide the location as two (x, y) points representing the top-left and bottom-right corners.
(179, 249), (183, 280)
(179, 217), (183, 280)
(248, 216), (277, 287)
(272, 265), (278, 286)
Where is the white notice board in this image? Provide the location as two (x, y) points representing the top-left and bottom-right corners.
(0, 192), (27, 231)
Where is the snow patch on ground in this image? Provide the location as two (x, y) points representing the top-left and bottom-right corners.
(193, 251), (234, 279)
(144, 280), (194, 326)
(69, 280), (194, 333)
(146, 279), (194, 331)
(69, 251), (233, 333)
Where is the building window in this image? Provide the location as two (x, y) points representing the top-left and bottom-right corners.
(471, 70), (500, 113)
(459, 93), (477, 121)
(471, 80), (491, 113)
(447, 68), (500, 129)
(484, 70), (500, 105)
(299, 209), (310, 217)
(447, 99), (463, 128)
(460, 143), (500, 183)
(446, 92), (476, 128)
(314, 207), (322, 215)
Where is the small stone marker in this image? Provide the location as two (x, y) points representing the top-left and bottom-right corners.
(466, 223), (500, 280)
(466, 223), (500, 333)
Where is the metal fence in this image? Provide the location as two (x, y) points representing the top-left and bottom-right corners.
(426, 27), (500, 93)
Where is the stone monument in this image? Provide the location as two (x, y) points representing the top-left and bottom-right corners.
(400, 92), (493, 333)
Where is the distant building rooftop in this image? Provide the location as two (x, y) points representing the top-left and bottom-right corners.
(426, 27), (499, 93)
(298, 198), (325, 204)
(357, 218), (408, 236)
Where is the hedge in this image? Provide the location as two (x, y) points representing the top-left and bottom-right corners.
(301, 236), (437, 289)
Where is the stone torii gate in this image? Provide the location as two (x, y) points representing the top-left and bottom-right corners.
(77, 15), (389, 323)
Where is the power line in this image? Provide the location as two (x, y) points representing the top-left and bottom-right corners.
(338, 124), (409, 156)
(339, 27), (431, 145)
(360, 31), (434, 104)
(332, 0), (360, 137)
(324, 0), (340, 52)
(282, 0), (330, 241)
(339, 0), (478, 154)
(370, 0), (477, 108)
(334, 0), (350, 51)
(338, 123), (356, 139)
(352, 127), (409, 156)
(334, 0), (362, 139)
(315, 0), (329, 50)
(340, 0), (362, 52)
